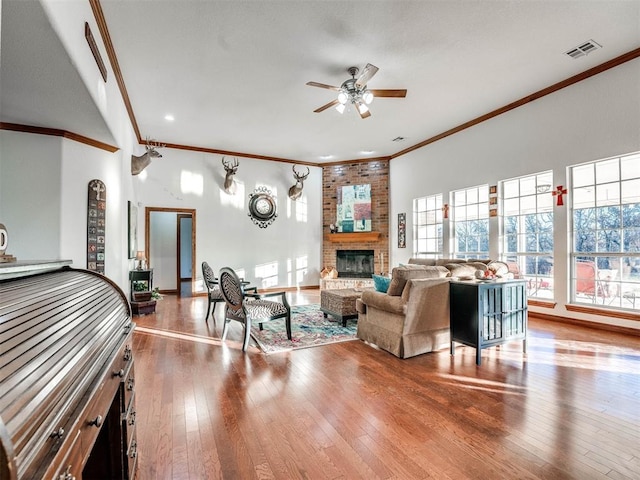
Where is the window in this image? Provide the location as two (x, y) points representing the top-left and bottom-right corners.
(501, 172), (554, 299)
(413, 194), (443, 258)
(451, 185), (489, 259)
(570, 152), (640, 309)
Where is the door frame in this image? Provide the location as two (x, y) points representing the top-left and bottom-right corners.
(145, 207), (196, 296)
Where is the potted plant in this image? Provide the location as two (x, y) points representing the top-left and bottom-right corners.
(132, 281), (152, 302)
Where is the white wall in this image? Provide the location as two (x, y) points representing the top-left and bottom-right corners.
(0, 131), (62, 260)
(135, 149), (323, 291)
(389, 58), (640, 330)
(0, 131), (133, 287)
(59, 139), (127, 282)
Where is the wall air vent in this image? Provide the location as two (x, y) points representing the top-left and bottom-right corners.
(565, 40), (601, 59)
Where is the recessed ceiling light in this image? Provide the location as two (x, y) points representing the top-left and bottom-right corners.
(360, 150), (374, 155)
(320, 155), (333, 160)
(164, 114), (175, 121)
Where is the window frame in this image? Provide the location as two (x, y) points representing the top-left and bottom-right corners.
(412, 193), (443, 259)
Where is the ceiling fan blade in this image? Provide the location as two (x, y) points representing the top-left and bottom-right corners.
(355, 63), (379, 88)
(306, 81), (340, 91)
(314, 99), (339, 113)
(358, 108), (372, 119)
(370, 89), (407, 98)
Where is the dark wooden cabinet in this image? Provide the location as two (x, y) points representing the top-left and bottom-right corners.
(450, 280), (527, 365)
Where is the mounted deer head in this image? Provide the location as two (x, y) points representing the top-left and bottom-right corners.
(131, 138), (165, 175)
(222, 157), (239, 194)
(288, 165), (310, 201)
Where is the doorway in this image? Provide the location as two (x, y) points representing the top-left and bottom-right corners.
(145, 207), (196, 297)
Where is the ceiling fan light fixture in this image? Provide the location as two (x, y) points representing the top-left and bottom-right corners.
(337, 91), (349, 104)
(357, 102), (369, 115)
(335, 103), (346, 114)
(361, 90), (374, 105)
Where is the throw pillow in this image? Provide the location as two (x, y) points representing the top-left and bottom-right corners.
(372, 274), (391, 293)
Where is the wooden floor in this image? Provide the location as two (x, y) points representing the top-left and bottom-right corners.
(132, 292), (640, 479)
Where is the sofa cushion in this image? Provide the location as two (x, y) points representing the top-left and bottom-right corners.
(435, 258), (467, 266)
(372, 274), (392, 293)
(445, 262), (487, 278)
(407, 258), (436, 266)
(387, 265), (450, 296)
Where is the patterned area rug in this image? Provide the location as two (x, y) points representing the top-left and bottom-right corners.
(250, 304), (358, 354)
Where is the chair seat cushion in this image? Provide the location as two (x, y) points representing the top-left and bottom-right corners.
(245, 299), (288, 318)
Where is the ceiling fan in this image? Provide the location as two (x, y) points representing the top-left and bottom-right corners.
(306, 63), (407, 119)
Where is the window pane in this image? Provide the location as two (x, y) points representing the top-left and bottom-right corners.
(425, 196), (434, 210)
(538, 192), (553, 211)
(596, 158), (619, 184)
(621, 153), (640, 180)
(503, 180), (519, 198)
(623, 228), (640, 252)
(596, 182), (620, 206)
(413, 193), (443, 257)
(622, 204), (640, 228)
(597, 230), (621, 252)
(622, 179), (640, 204)
(573, 186), (595, 209)
(504, 198), (520, 216)
(520, 177), (536, 196)
(573, 163), (594, 187)
(521, 195), (536, 214)
(596, 206), (621, 229)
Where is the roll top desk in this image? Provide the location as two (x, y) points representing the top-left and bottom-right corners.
(0, 261), (137, 479)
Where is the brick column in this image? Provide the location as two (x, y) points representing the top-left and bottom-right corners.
(322, 160), (390, 275)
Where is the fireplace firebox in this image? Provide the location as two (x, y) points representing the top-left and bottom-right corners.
(336, 250), (374, 278)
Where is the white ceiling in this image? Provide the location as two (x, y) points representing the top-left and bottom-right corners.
(2, 1), (639, 164)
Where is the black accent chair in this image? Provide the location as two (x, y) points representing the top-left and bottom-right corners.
(202, 261), (257, 322)
(218, 267), (291, 351)
(202, 261), (224, 322)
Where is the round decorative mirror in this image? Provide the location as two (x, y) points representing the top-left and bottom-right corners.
(248, 187), (277, 228)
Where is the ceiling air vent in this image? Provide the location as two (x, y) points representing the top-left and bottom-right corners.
(565, 40), (601, 59)
(392, 136), (405, 142)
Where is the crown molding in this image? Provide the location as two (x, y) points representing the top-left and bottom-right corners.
(0, 122), (119, 153)
(391, 46), (640, 160)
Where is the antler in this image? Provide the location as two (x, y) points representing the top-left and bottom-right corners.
(144, 137), (165, 150)
(293, 165), (310, 181)
(222, 156), (239, 170)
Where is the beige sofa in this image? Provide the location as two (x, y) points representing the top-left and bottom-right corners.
(356, 259), (507, 359)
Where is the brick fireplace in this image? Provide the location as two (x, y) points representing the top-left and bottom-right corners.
(322, 160), (389, 280)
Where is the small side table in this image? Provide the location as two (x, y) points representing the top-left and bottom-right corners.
(129, 269), (156, 315)
(450, 280), (527, 365)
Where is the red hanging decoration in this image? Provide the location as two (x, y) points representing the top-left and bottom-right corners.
(552, 185), (567, 206)
(442, 203), (449, 219)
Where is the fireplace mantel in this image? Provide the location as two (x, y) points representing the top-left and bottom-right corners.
(327, 232), (380, 242)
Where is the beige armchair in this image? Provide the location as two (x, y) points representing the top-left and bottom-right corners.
(356, 265), (451, 358)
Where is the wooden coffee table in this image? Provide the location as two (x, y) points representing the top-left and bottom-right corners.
(320, 288), (362, 326)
